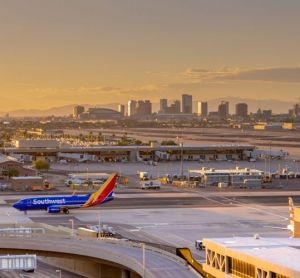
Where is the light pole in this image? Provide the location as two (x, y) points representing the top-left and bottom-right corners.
(56, 269), (62, 278)
(269, 141), (272, 177)
(142, 243), (146, 278)
(264, 157), (267, 176)
(98, 212), (101, 238)
(69, 219), (74, 237)
(180, 142), (183, 178)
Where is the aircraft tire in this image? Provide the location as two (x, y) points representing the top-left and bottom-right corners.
(63, 208), (69, 214)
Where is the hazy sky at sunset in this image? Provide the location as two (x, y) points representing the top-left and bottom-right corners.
(0, 0), (300, 111)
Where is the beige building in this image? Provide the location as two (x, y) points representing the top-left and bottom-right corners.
(0, 155), (36, 178)
(15, 139), (60, 149)
(203, 237), (300, 278)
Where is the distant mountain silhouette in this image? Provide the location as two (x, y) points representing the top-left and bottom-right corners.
(3, 97), (295, 117)
(6, 103), (119, 117)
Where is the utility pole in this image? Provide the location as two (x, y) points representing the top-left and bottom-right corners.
(180, 142), (184, 178)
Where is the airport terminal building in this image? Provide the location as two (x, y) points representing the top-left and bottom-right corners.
(203, 237), (299, 278)
(2, 140), (255, 163)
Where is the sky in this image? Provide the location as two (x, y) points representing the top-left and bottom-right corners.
(0, 0), (300, 111)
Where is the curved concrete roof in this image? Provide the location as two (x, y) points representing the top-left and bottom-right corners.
(0, 236), (198, 278)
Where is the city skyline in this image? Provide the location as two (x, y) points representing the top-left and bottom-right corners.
(0, 1), (300, 111)
(1, 95), (299, 117)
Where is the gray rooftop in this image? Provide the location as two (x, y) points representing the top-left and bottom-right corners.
(205, 237), (300, 272)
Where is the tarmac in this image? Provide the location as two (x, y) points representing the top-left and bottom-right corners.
(1, 159), (299, 277)
(0, 191), (290, 255)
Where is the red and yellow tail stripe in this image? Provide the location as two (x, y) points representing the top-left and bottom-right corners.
(82, 173), (118, 208)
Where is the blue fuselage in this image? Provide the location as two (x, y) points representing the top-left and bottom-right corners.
(13, 192), (114, 212)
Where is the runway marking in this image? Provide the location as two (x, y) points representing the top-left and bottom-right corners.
(184, 188), (289, 221)
(220, 196), (288, 221)
(136, 223), (169, 229)
(129, 223), (169, 231)
(263, 225), (289, 230)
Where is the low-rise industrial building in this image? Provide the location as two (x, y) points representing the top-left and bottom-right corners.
(15, 139), (60, 149)
(11, 176), (44, 191)
(3, 141), (255, 163)
(203, 237), (300, 278)
(253, 123), (283, 131)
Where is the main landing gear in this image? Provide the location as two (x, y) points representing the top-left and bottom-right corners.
(62, 208), (69, 214)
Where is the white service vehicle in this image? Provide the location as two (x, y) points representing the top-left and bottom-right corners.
(87, 225), (116, 237)
(195, 240), (205, 250)
(141, 180), (160, 190)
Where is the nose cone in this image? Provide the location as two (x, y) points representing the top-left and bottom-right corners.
(13, 201), (22, 210)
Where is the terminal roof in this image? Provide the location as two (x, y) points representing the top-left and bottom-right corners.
(205, 237), (300, 271)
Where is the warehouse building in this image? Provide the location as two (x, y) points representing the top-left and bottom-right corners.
(3, 141), (255, 163)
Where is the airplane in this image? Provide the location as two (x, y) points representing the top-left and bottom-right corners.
(12, 173), (118, 214)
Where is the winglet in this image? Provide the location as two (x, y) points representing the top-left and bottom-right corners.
(82, 173), (118, 208)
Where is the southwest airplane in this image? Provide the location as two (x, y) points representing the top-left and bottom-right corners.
(13, 173), (118, 214)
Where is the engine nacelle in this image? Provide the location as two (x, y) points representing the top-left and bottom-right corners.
(47, 206), (61, 213)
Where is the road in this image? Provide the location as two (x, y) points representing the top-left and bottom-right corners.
(0, 236), (198, 278)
